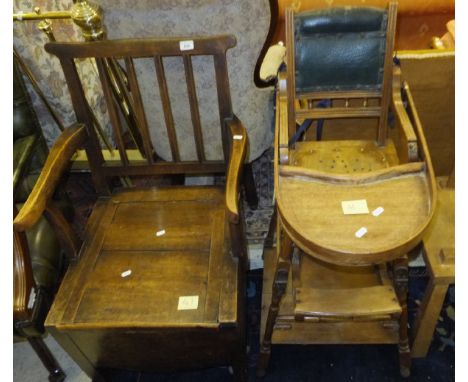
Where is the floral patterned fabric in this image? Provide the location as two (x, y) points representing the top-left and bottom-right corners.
(13, 0), (274, 162)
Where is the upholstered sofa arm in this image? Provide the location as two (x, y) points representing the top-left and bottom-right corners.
(14, 124), (87, 232)
(225, 116), (247, 224)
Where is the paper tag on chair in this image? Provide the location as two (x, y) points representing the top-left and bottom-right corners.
(179, 40), (194, 51)
(341, 199), (369, 215)
(178, 296), (199, 310)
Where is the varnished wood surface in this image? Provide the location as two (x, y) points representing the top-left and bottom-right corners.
(45, 36), (236, 59)
(411, 182), (454, 358)
(225, 117), (248, 224)
(278, 169), (431, 265)
(411, 279), (450, 358)
(47, 186), (236, 327)
(13, 124), (87, 232)
(274, 77), (436, 265)
(44, 36), (238, 191)
(13, 207), (34, 322)
(289, 139), (400, 173)
(295, 285), (401, 318)
(398, 51), (454, 176)
(37, 36), (248, 379)
(391, 66), (418, 163)
(422, 188), (454, 283)
(377, 0), (398, 145)
(46, 186), (245, 374)
(260, 248), (400, 344)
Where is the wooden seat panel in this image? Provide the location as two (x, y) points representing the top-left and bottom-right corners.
(74, 250), (210, 324)
(260, 249), (400, 345)
(47, 186), (238, 328)
(290, 139), (400, 174)
(295, 286), (401, 318)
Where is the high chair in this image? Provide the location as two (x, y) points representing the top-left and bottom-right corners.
(258, 2), (436, 377)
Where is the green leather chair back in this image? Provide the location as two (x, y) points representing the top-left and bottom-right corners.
(295, 7), (388, 93)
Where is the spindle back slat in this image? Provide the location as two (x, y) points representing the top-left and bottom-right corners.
(154, 55), (180, 162)
(59, 58), (108, 193)
(96, 58), (129, 166)
(183, 55), (205, 162)
(45, 35), (236, 194)
(124, 57), (155, 164)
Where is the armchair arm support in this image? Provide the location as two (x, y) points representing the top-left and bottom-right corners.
(13, 205), (35, 322)
(391, 66), (418, 162)
(225, 115), (248, 224)
(14, 124), (87, 232)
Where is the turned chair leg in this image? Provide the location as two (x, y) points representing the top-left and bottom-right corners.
(243, 163), (258, 210)
(27, 336), (66, 382)
(257, 230), (293, 377)
(394, 256), (411, 378)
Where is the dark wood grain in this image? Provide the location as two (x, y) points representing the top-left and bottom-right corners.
(377, 0), (398, 146)
(13, 124), (87, 232)
(59, 58), (109, 194)
(96, 58), (129, 166)
(35, 36), (248, 381)
(125, 57), (155, 163)
(44, 203), (81, 259)
(154, 55), (180, 162)
(183, 55), (205, 162)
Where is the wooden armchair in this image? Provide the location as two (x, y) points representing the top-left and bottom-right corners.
(258, 2), (437, 378)
(14, 35), (249, 381)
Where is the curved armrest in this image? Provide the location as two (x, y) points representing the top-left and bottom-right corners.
(225, 115), (247, 224)
(391, 65), (418, 162)
(14, 124), (87, 232)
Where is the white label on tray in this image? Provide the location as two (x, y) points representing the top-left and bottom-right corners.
(178, 296), (199, 310)
(372, 206), (384, 217)
(341, 199), (369, 215)
(355, 227), (368, 238)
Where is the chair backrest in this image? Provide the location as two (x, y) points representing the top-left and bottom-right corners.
(45, 35), (236, 194)
(285, 1), (397, 146)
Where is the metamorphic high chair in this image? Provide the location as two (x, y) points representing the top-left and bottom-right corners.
(258, 1), (437, 378)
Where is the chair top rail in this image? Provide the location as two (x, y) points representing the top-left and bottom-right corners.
(45, 35), (236, 59)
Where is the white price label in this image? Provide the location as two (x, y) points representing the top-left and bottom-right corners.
(179, 40), (194, 51)
(341, 199), (369, 215)
(355, 227), (368, 238)
(178, 295), (199, 310)
(121, 269), (132, 278)
(372, 206), (384, 217)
